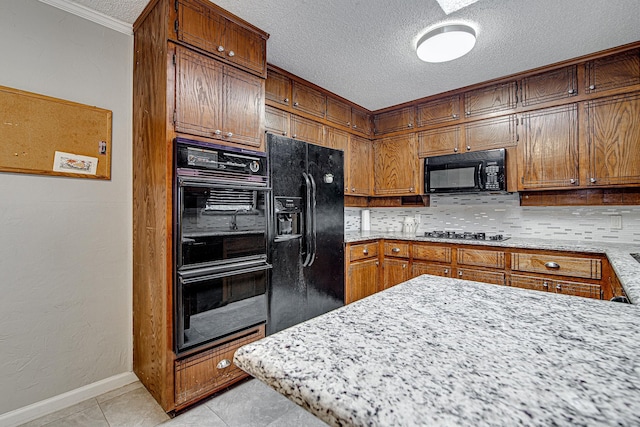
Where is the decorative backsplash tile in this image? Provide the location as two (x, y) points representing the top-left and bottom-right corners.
(345, 193), (640, 243)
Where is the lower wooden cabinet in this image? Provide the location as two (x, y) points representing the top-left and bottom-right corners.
(174, 325), (265, 409)
(412, 262), (451, 278)
(510, 274), (602, 299)
(456, 267), (506, 286)
(382, 258), (410, 290)
(345, 241), (380, 304)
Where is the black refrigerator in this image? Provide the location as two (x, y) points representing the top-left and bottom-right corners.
(267, 133), (345, 335)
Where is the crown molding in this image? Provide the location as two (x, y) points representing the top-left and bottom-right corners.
(38, 0), (133, 35)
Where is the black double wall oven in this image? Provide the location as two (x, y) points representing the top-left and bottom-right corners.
(174, 138), (270, 354)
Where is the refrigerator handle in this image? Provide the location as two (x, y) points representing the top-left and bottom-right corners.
(302, 172), (313, 267)
(308, 172), (317, 266)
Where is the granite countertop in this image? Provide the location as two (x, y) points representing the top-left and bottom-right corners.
(345, 231), (640, 304)
(235, 276), (640, 426)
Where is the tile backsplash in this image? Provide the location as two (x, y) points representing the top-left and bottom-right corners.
(345, 193), (640, 243)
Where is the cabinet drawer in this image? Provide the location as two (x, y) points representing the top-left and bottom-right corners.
(510, 274), (602, 300)
(349, 242), (378, 261)
(412, 262), (452, 278)
(175, 325), (265, 407)
(456, 268), (505, 286)
(413, 244), (452, 263)
(511, 253), (602, 279)
(383, 241), (410, 258)
(457, 248), (505, 269)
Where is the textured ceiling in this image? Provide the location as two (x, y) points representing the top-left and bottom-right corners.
(68, 0), (640, 111)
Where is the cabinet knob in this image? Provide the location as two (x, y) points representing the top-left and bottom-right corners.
(392, 247), (400, 253)
(292, 134), (297, 138)
(216, 359), (231, 369)
(283, 131), (287, 136)
(466, 145), (471, 151)
(568, 89), (576, 94)
(466, 111), (471, 116)
(226, 132), (233, 137)
(589, 84), (596, 90)
(452, 114), (458, 119)
(284, 98), (289, 103)
(376, 261), (379, 266)
(214, 129), (222, 135)
(556, 283), (562, 291)
(228, 50), (235, 57)
(293, 102), (299, 107)
(458, 271), (463, 277)
(444, 268), (449, 274)
(217, 45), (225, 52)
(353, 124), (357, 129)
(569, 178), (576, 184)
(544, 262), (560, 269)
(403, 264), (407, 268)
(409, 187), (414, 192)
(543, 281), (549, 289)
(454, 147), (458, 152)
(407, 123), (413, 128)
(590, 177), (597, 183)
(363, 249), (369, 255)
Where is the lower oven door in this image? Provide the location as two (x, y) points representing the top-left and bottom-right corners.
(176, 260), (270, 354)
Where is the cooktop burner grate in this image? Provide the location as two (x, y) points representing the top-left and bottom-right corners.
(423, 231), (509, 241)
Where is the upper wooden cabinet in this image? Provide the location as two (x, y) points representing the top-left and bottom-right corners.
(265, 105), (289, 136)
(464, 114), (518, 152)
(373, 134), (419, 195)
(418, 125), (461, 157)
(290, 114), (324, 145)
(174, 45), (264, 148)
(326, 97), (351, 127)
(347, 135), (372, 195)
(324, 127), (349, 151)
(351, 107), (371, 135)
(520, 65), (578, 107)
(463, 82), (517, 118)
(416, 95), (461, 127)
(265, 68), (291, 106)
(292, 82), (326, 118)
(585, 48), (640, 95)
(175, 0), (267, 76)
(373, 107), (415, 135)
(519, 104), (579, 190)
(584, 92), (640, 186)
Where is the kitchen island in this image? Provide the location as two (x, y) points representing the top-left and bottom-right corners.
(235, 275), (640, 426)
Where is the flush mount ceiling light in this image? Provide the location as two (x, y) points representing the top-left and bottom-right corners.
(416, 24), (476, 63)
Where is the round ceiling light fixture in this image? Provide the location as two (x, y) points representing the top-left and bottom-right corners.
(416, 24), (476, 63)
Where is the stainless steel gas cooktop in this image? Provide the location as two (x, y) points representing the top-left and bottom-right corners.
(423, 231), (509, 241)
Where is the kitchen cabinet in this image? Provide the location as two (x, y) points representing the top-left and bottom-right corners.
(520, 65), (578, 107)
(584, 92), (640, 186)
(290, 114), (324, 146)
(412, 262), (452, 278)
(324, 126), (349, 151)
(345, 242), (380, 304)
(265, 68), (291, 106)
(456, 268), (506, 286)
(265, 105), (289, 136)
(292, 82), (326, 119)
(416, 95), (461, 127)
(176, 0), (267, 76)
(326, 97), (352, 128)
(457, 248), (505, 269)
(464, 114), (518, 152)
(174, 45), (264, 148)
(373, 106), (415, 135)
(373, 134), (419, 195)
(585, 48), (640, 95)
(411, 243), (452, 279)
(510, 275), (602, 299)
(347, 135), (373, 195)
(518, 104), (579, 189)
(511, 252), (602, 280)
(381, 241), (410, 290)
(133, 0), (268, 412)
(351, 107), (372, 135)
(463, 81), (517, 118)
(418, 125), (461, 156)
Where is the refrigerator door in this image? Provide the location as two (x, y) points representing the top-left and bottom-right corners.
(305, 144), (344, 319)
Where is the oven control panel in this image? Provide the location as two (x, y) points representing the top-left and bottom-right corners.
(175, 138), (267, 179)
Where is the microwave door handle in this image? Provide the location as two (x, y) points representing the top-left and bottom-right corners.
(302, 172), (313, 267)
(477, 163), (484, 189)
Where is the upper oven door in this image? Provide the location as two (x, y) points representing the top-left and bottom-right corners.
(177, 178), (269, 270)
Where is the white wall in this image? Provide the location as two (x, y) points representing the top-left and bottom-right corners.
(0, 0), (132, 415)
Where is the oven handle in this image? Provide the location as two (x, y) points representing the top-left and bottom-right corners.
(302, 172), (313, 267)
(178, 176), (269, 192)
(179, 262), (272, 285)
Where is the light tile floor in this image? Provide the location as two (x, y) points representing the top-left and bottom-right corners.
(19, 379), (328, 427)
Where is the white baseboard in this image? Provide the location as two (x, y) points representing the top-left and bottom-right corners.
(0, 372), (139, 427)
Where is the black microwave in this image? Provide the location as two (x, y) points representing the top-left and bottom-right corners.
(424, 148), (506, 193)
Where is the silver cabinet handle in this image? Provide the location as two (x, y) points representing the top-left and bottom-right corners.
(466, 111), (471, 116)
(217, 359), (231, 369)
(217, 45), (225, 52)
(452, 114), (458, 119)
(228, 50), (235, 57)
(226, 132), (233, 137)
(407, 123), (413, 128)
(375, 261), (379, 266)
(293, 102), (299, 107)
(292, 134), (297, 138)
(545, 262), (560, 269)
(589, 84), (596, 90)
(363, 249), (369, 255)
(392, 247), (400, 253)
(590, 177), (597, 183)
(353, 124), (357, 129)
(556, 283), (562, 291)
(409, 187), (414, 192)
(454, 147), (458, 152)
(466, 145), (471, 151)
(444, 268), (449, 274)
(458, 271), (463, 277)
(543, 281), (549, 289)
(569, 178), (576, 184)
(283, 131), (287, 136)
(214, 129), (222, 135)
(284, 98), (289, 103)
(402, 264), (407, 268)
(568, 89), (576, 94)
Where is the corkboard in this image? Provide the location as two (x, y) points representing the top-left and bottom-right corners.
(0, 85), (112, 179)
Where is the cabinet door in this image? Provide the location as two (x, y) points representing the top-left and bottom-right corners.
(383, 241), (410, 258)
(416, 95), (461, 127)
(176, 0), (225, 57)
(519, 104), (579, 189)
(374, 134), (418, 195)
(223, 18), (266, 75)
(520, 65), (578, 107)
(585, 92), (640, 186)
(265, 106), (289, 136)
(290, 115), (324, 146)
(456, 268), (505, 286)
(412, 262), (452, 278)
(346, 258), (379, 304)
(413, 244), (452, 263)
(382, 258), (410, 290)
(464, 82), (517, 118)
(326, 97), (351, 127)
(511, 252), (602, 280)
(554, 280), (602, 299)
(418, 126), (460, 157)
(292, 82), (326, 119)
(585, 49), (640, 94)
(223, 66), (264, 148)
(351, 107), (371, 135)
(347, 135), (372, 195)
(373, 107), (415, 135)
(174, 47), (224, 139)
(265, 69), (291, 106)
(457, 248), (505, 269)
(510, 274), (553, 293)
(348, 242), (379, 262)
(464, 114), (518, 152)
(324, 127), (349, 151)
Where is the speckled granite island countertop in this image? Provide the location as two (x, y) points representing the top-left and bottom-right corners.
(346, 231), (640, 304)
(235, 276), (640, 426)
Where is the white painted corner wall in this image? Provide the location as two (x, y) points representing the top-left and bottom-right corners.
(0, 0), (133, 420)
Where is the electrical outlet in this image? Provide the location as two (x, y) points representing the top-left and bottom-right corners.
(611, 215), (622, 229)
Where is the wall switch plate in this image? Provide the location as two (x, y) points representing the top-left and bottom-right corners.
(611, 215), (622, 229)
